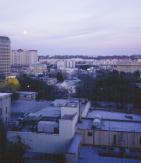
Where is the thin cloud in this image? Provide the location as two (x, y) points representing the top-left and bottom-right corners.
(0, 0), (141, 55)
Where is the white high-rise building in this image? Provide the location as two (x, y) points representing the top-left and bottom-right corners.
(0, 36), (11, 78)
(11, 49), (38, 66)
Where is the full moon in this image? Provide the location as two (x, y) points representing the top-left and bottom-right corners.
(23, 30), (27, 35)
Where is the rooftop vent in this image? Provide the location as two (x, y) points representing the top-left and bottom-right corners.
(93, 118), (101, 129)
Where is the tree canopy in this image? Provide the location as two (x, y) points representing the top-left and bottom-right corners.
(75, 70), (141, 110)
(18, 74), (68, 100)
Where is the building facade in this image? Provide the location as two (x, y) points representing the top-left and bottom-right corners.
(0, 36), (11, 78)
(77, 110), (141, 149)
(28, 63), (47, 75)
(0, 93), (11, 124)
(57, 59), (76, 70)
(11, 49), (38, 66)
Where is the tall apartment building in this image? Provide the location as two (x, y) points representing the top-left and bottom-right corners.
(0, 36), (11, 78)
(11, 49), (38, 66)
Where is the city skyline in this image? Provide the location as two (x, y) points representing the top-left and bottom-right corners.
(0, 0), (141, 56)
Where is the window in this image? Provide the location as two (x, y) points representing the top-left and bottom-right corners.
(87, 131), (93, 136)
(54, 128), (59, 134)
(113, 135), (117, 145)
(139, 137), (141, 146)
(5, 107), (7, 113)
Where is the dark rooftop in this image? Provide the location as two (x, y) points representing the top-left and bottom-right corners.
(62, 114), (76, 120)
(0, 36), (10, 41)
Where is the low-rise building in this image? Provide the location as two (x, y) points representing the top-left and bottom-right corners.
(18, 91), (37, 101)
(8, 98), (90, 159)
(113, 61), (141, 73)
(28, 63), (47, 75)
(77, 110), (141, 149)
(8, 97), (141, 162)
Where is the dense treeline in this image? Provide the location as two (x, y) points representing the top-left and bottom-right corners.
(75, 70), (141, 110)
(39, 54), (141, 60)
(18, 74), (68, 100)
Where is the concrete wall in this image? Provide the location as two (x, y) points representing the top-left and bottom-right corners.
(78, 129), (141, 149)
(115, 65), (141, 73)
(84, 130), (93, 145)
(11, 50), (38, 66)
(8, 114), (78, 154)
(77, 129), (93, 145)
(81, 101), (91, 118)
(0, 95), (11, 124)
(61, 106), (79, 118)
(59, 114), (78, 138)
(94, 130), (141, 149)
(66, 153), (77, 163)
(8, 131), (70, 154)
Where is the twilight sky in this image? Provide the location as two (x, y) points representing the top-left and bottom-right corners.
(0, 0), (141, 56)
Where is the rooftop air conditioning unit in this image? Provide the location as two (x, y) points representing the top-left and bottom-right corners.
(93, 118), (101, 129)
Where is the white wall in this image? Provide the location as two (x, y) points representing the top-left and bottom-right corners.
(60, 114), (78, 138)
(8, 114), (78, 154)
(66, 153), (77, 163)
(8, 131), (70, 154)
(61, 106), (79, 118)
(81, 101), (91, 118)
(95, 130), (141, 148)
(77, 127), (141, 149)
(11, 50), (38, 66)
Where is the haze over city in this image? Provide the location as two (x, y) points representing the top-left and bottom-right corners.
(1, 1), (141, 162)
(0, 0), (141, 56)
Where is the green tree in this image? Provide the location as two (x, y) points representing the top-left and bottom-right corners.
(5, 136), (28, 163)
(75, 70), (141, 111)
(18, 74), (68, 100)
(0, 120), (7, 159)
(56, 72), (64, 82)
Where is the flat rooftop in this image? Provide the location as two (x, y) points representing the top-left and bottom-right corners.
(53, 99), (79, 107)
(28, 106), (61, 118)
(78, 146), (141, 163)
(18, 91), (37, 95)
(0, 93), (11, 98)
(77, 118), (141, 132)
(87, 110), (141, 122)
(77, 119), (92, 130)
(102, 120), (141, 132)
(11, 100), (52, 114)
(0, 36), (10, 41)
(62, 114), (76, 120)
